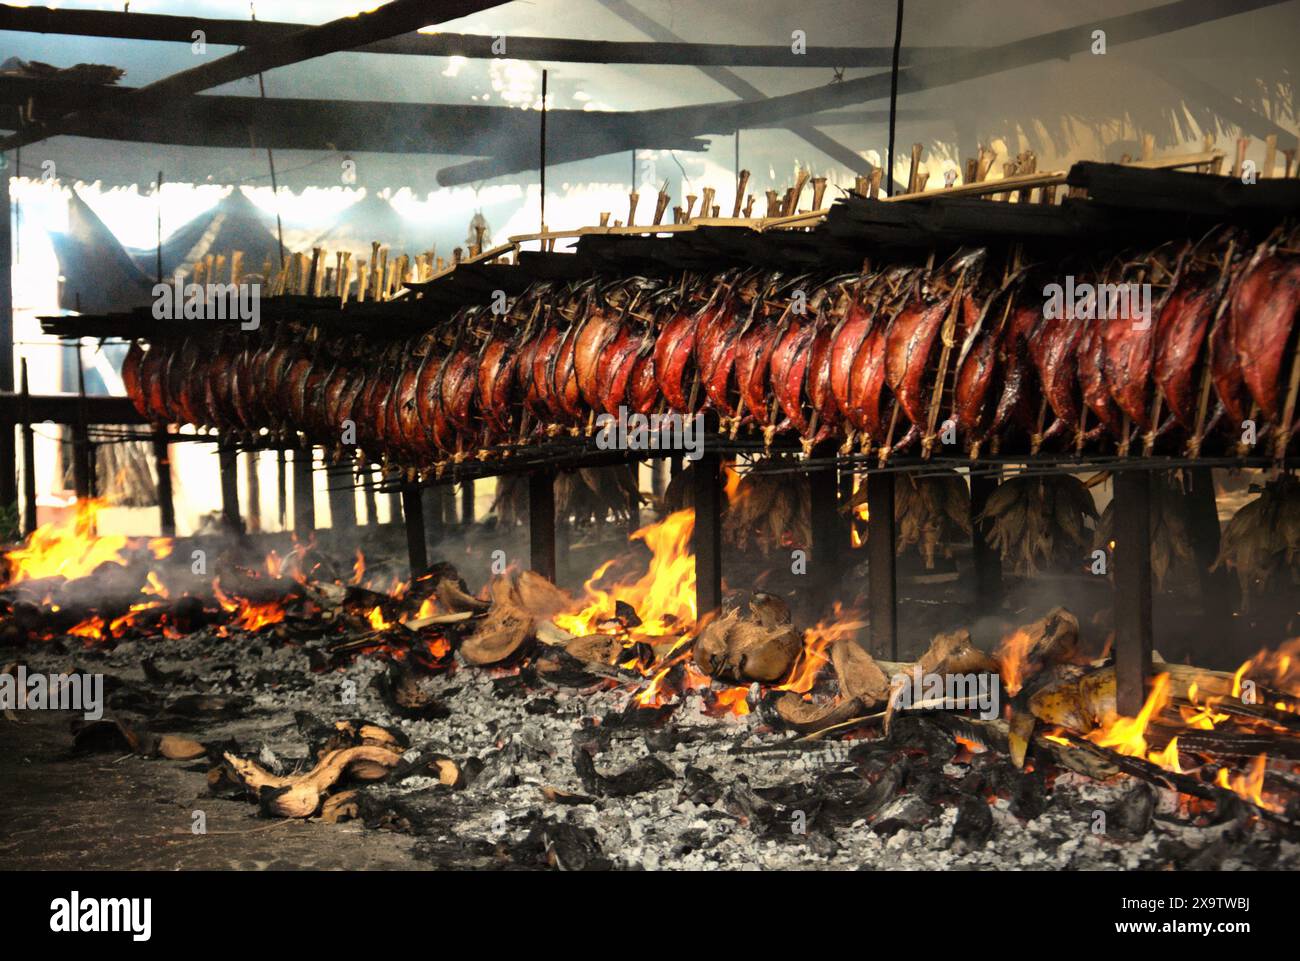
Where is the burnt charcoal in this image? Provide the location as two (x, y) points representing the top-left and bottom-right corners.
(70, 717), (139, 754)
(518, 819), (612, 871)
(165, 693), (248, 719)
(542, 786), (597, 805)
(525, 697), (558, 715)
(252, 668), (312, 691)
(872, 795), (938, 835)
(887, 715), (958, 763)
(956, 769), (985, 796)
(165, 595), (207, 634)
(107, 684), (165, 714)
(141, 657), (196, 687)
(460, 756), (485, 787)
(1185, 837), (1231, 870)
(517, 728), (556, 760)
(1154, 838), (1197, 866)
(391, 751), (464, 788)
(614, 599), (642, 628)
(572, 743), (601, 796)
(534, 647), (602, 687)
(855, 765), (907, 819)
(603, 699), (677, 728)
(1009, 769), (1047, 820)
(491, 673), (532, 699)
(807, 831), (840, 858)
(905, 767), (959, 805)
(372, 663), (451, 720)
(680, 765), (726, 806)
(1103, 782), (1155, 840)
(949, 796), (995, 851)
(724, 777), (776, 830)
(643, 727), (679, 753)
(596, 755), (675, 798)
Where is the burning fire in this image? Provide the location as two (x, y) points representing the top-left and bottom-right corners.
(2, 499), (171, 585)
(996, 629), (1034, 697)
(212, 578), (287, 632)
(778, 603), (867, 694)
(554, 509), (697, 638)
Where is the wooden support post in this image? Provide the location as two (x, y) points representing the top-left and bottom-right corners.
(19, 358), (35, 534)
(400, 482), (427, 576)
(651, 458), (667, 498)
(361, 464), (379, 525)
(1184, 466), (1228, 665)
(243, 450), (261, 533)
(292, 446), (315, 535)
(692, 444), (723, 618)
(151, 425), (175, 537)
(276, 447), (287, 529)
(461, 479), (475, 527)
(809, 457), (844, 612)
(1114, 470), (1154, 717)
(670, 452), (683, 478)
(866, 472), (898, 658)
(968, 470), (1002, 610)
(70, 346), (93, 501)
(528, 469), (557, 582)
(626, 462), (641, 537)
(217, 440), (241, 534)
(325, 459), (356, 531)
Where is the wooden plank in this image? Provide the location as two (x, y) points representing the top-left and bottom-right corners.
(0, 392), (144, 425)
(866, 472), (898, 659)
(528, 469), (557, 583)
(692, 448), (724, 618)
(1114, 470), (1155, 716)
(399, 482), (427, 576)
(0, 6), (968, 68)
(0, 0), (513, 151)
(151, 425), (175, 537)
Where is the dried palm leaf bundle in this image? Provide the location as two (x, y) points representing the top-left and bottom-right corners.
(846, 471), (972, 568)
(976, 474), (1098, 575)
(1214, 474), (1300, 607)
(1093, 471), (1197, 590)
(492, 465), (641, 529)
(659, 461), (811, 552)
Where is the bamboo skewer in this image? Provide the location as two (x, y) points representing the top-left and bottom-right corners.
(732, 169), (750, 217)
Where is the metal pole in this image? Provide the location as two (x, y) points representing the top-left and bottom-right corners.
(539, 68), (548, 234)
(692, 428), (723, 617)
(0, 154), (14, 515)
(218, 439), (241, 534)
(969, 470), (1002, 611)
(292, 446), (315, 534)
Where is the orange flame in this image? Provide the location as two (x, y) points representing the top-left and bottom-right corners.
(212, 578), (286, 632)
(1086, 672), (1172, 760)
(996, 629), (1034, 697)
(778, 604), (867, 693)
(554, 509), (697, 638)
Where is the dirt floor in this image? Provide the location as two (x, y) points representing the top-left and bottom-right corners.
(0, 708), (425, 870)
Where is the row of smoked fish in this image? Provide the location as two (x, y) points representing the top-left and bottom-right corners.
(123, 223), (1300, 467)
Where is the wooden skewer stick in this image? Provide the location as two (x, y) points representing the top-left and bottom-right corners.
(786, 169), (809, 215)
(869, 168), (883, 199)
(700, 187), (715, 223)
(1140, 132), (1156, 161)
(810, 176), (828, 210)
(964, 158), (977, 185)
(684, 194), (698, 222)
(653, 183), (671, 225)
(1283, 148), (1296, 179)
(598, 211), (610, 226)
(743, 194), (755, 218)
(1264, 133), (1278, 178)
(853, 174), (868, 198)
(765, 189), (780, 217)
(733, 169), (750, 217)
(628, 191), (639, 227)
(229, 250), (244, 287)
(1232, 136), (1250, 179)
(976, 145), (997, 182)
(907, 143), (923, 194)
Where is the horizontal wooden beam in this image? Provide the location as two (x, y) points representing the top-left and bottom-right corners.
(0, 76), (707, 156)
(0, 392), (145, 425)
(0, 0), (511, 151)
(0, 3), (969, 68)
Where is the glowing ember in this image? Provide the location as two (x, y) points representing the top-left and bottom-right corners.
(365, 606), (392, 630)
